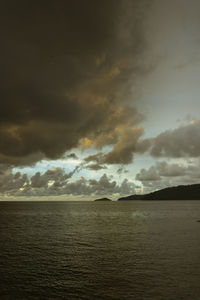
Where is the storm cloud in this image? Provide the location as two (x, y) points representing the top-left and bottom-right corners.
(0, 0), (149, 166)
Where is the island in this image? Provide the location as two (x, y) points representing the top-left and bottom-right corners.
(94, 197), (112, 202)
(118, 183), (200, 201)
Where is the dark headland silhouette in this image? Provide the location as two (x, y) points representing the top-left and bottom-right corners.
(118, 184), (200, 201)
(94, 197), (112, 202)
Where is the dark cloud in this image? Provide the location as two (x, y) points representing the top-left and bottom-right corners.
(117, 167), (128, 175)
(157, 161), (186, 177)
(85, 164), (107, 171)
(84, 153), (106, 169)
(149, 121), (200, 158)
(136, 166), (161, 182)
(84, 153), (103, 164)
(0, 165), (28, 193)
(66, 153), (78, 160)
(136, 161), (186, 183)
(132, 121), (200, 160)
(0, 0), (149, 166)
(103, 127), (144, 164)
(83, 126), (145, 165)
(31, 167), (73, 188)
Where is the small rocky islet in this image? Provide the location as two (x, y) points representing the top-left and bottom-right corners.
(94, 197), (112, 202)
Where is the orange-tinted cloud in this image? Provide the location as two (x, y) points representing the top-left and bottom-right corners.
(0, 0), (148, 166)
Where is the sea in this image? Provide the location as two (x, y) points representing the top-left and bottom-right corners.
(0, 200), (200, 300)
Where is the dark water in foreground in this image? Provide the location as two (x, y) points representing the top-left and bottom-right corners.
(0, 201), (200, 300)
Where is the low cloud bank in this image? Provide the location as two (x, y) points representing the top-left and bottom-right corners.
(0, 165), (136, 198)
(136, 160), (200, 192)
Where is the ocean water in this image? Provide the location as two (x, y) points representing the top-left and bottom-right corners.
(0, 201), (200, 300)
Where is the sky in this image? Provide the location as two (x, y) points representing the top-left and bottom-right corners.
(1, 0), (200, 200)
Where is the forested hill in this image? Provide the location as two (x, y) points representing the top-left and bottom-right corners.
(118, 184), (200, 201)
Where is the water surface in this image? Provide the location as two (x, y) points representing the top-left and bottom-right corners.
(0, 201), (200, 299)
